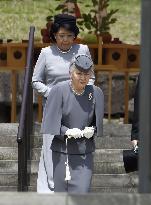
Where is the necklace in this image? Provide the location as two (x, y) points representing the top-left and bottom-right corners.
(56, 45), (72, 54)
(70, 82), (85, 96)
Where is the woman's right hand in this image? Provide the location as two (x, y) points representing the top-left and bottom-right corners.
(131, 140), (138, 148)
(65, 128), (82, 139)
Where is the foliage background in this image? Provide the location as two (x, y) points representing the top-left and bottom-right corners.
(0, 0), (140, 44)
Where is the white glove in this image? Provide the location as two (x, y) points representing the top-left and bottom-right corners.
(82, 127), (95, 139)
(65, 128), (82, 139)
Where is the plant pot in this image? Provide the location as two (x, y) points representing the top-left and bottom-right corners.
(46, 21), (53, 30)
(7, 39), (13, 43)
(41, 28), (49, 36)
(74, 37), (82, 44)
(99, 32), (112, 44)
(42, 36), (51, 43)
(22, 40), (29, 43)
(41, 28), (52, 43)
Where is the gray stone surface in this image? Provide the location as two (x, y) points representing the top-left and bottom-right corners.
(0, 122), (137, 193)
(0, 148), (18, 160)
(91, 187), (137, 193)
(0, 123), (41, 136)
(0, 192), (151, 205)
(0, 160), (38, 173)
(0, 192), (67, 205)
(0, 160), (126, 174)
(0, 73), (11, 103)
(103, 122), (132, 137)
(0, 147), (127, 162)
(92, 173), (138, 188)
(67, 193), (138, 205)
(0, 121), (132, 136)
(97, 73), (138, 114)
(0, 123), (19, 135)
(0, 135), (132, 149)
(0, 122), (132, 152)
(94, 149), (125, 162)
(139, 195), (151, 205)
(94, 162), (125, 174)
(95, 137), (132, 149)
(0, 172), (138, 188)
(0, 186), (138, 193)
(0, 186), (18, 191)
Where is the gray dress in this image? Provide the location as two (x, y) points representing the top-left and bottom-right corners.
(32, 44), (94, 193)
(41, 81), (104, 193)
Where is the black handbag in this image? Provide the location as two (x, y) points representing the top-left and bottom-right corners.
(123, 145), (138, 173)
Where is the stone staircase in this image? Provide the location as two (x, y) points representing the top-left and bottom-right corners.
(0, 122), (138, 192)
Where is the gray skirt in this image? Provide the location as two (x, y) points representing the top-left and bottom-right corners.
(52, 151), (93, 193)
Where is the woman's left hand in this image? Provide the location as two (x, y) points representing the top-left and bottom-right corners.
(82, 127), (94, 139)
(131, 140), (138, 148)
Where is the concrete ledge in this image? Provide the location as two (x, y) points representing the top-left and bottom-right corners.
(68, 193), (137, 205)
(0, 193), (151, 205)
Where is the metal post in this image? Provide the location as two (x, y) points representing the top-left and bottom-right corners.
(17, 26), (35, 191)
(139, 0), (151, 193)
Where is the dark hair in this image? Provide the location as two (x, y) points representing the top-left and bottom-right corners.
(49, 14), (79, 42)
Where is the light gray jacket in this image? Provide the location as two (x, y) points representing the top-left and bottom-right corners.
(32, 44), (94, 99)
(41, 81), (104, 154)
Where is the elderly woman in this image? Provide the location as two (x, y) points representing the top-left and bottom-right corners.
(41, 54), (104, 193)
(32, 14), (94, 193)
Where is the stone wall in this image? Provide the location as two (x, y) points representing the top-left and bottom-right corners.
(96, 73), (138, 114)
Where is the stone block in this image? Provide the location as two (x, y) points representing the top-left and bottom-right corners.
(67, 193), (138, 205)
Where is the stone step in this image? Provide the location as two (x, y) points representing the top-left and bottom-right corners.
(91, 173), (138, 188)
(95, 137), (132, 149)
(0, 186), (138, 193)
(0, 122), (131, 136)
(0, 186), (36, 192)
(0, 160), (38, 174)
(32, 122), (132, 137)
(90, 186), (138, 193)
(94, 161), (126, 174)
(0, 147), (126, 162)
(0, 159), (128, 174)
(103, 122), (132, 137)
(0, 136), (132, 149)
(0, 123), (19, 136)
(0, 173), (138, 188)
(0, 123), (39, 136)
(0, 186), (35, 192)
(0, 186), (18, 191)
(0, 122), (132, 147)
(0, 148), (18, 160)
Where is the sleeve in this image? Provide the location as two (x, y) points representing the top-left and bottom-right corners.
(54, 125), (69, 141)
(60, 125), (69, 136)
(131, 76), (139, 141)
(32, 48), (51, 98)
(84, 45), (95, 85)
(40, 85), (63, 135)
(95, 86), (104, 137)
